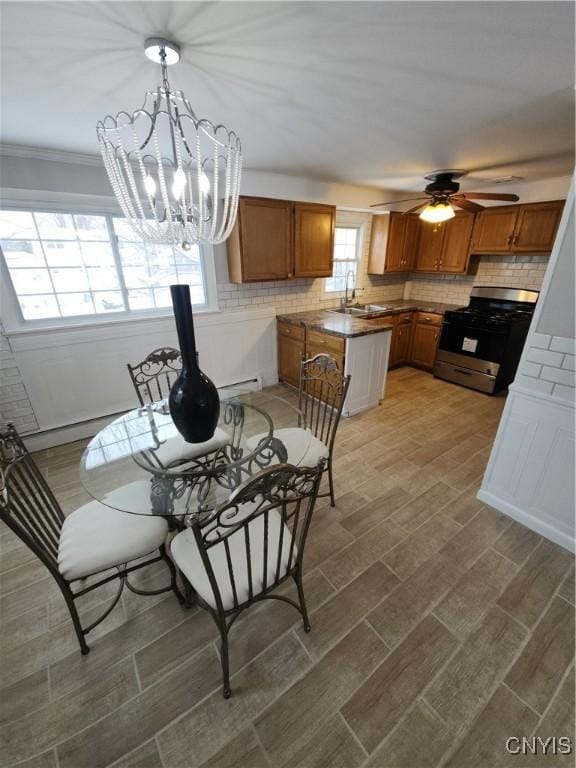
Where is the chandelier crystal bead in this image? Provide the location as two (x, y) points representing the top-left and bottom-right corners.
(96, 38), (242, 248)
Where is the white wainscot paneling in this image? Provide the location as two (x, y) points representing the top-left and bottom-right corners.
(343, 330), (391, 417)
(8, 308), (278, 433)
(479, 386), (575, 552)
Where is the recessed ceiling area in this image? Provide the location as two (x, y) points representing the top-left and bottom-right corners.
(0, 1), (574, 191)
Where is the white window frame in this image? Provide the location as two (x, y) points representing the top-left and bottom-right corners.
(323, 222), (363, 298)
(0, 204), (219, 333)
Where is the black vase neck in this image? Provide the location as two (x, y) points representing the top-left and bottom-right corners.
(170, 284), (197, 371)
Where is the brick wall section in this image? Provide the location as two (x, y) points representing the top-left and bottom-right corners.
(0, 321), (39, 434)
(517, 332), (576, 401)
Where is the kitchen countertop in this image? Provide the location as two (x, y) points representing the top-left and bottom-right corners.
(277, 300), (461, 339)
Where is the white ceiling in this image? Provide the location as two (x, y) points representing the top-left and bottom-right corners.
(1, 1), (574, 192)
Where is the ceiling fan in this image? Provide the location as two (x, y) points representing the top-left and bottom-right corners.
(371, 170), (520, 223)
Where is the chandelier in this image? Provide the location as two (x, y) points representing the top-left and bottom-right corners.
(96, 38), (242, 249)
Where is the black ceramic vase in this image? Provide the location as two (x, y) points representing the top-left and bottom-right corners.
(168, 284), (220, 443)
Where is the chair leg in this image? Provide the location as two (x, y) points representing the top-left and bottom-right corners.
(160, 545), (185, 605)
(328, 459), (336, 507)
(294, 567), (311, 632)
(219, 624), (232, 699)
(62, 587), (90, 655)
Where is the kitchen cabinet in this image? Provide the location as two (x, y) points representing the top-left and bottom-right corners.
(277, 321), (305, 387)
(306, 328), (345, 370)
(414, 212), (473, 274)
(410, 312), (442, 370)
(470, 200), (564, 254)
(389, 312), (413, 368)
(368, 213), (419, 274)
(227, 196), (335, 283)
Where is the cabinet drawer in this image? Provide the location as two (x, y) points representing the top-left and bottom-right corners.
(277, 320), (305, 342)
(415, 312), (442, 327)
(307, 329), (345, 355)
(307, 343), (344, 370)
(398, 312), (413, 325)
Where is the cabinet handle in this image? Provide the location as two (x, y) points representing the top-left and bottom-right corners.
(287, 272), (292, 278)
(512, 234), (519, 246)
(506, 234), (512, 246)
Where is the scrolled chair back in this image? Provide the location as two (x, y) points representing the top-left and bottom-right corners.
(187, 461), (324, 615)
(299, 353), (351, 448)
(127, 347), (183, 405)
(0, 424), (65, 573)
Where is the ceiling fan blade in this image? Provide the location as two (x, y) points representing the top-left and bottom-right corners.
(370, 197), (428, 208)
(403, 201), (429, 214)
(452, 198), (484, 213)
(455, 192), (520, 202)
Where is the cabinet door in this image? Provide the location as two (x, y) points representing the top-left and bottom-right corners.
(414, 221), (444, 272)
(402, 215), (420, 271)
(512, 201), (564, 252)
(438, 213), (474, 273)
(470, 206), (517, 253)
(410, 323), (440, 369)
(395, 321), (413, 365)
(230, 197), (293, 282)
(367, 214), (390, 275)
(278, 334), (304, 387)
(293, 203), (335, 277)
(386, 213), (407, 272)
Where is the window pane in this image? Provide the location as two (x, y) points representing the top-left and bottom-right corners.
(123, 266), (152, 288)
(87, 266), (120, 290)
(50, 268), (89, 292)
(43, 240), (83, 267)
(152, 287), (171, 307)
(149, 265), (179, 287)
(119, 243), (146, 266)
(10, 268), (53, 294)
(19, 294), (60, 320)
(1, 240), (44, 267)
(113, 219), (140, 242)
(34, 212), (77, 240)
(128, 289), (154, 310)
(81, 241), (115, 266)
(93, 291), (124, 313)
(0, 212), (37, 239)
(73, 215), (109, 241)
(58, 292), (95, 316)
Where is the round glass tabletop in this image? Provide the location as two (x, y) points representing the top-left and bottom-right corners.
(80, 387), (312, 518)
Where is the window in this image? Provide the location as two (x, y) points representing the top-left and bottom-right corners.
(0, 210), (214, 324)
(325, 226), (361, 293)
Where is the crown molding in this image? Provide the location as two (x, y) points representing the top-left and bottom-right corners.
(0, 143), (102, 167)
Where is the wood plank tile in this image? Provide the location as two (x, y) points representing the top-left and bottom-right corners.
(557, 665), (574, 704)
(439, 506), (511, 568)
(0, 576), (60, 624)
(197, 728), (269, 768)
(297, 562), (398, 659)
(304, 521), (355, 569)
(506, 597), (575, 714)
(492, 521), (542, 565)
(532, 692), (575, 765)
(0, 557), (48, 594)
(0, 657), (138, 764)
(281, 714), (366, 768)
(112, 741), (163, 768)
(157, 634), (312, 768)
(0, 605), (48, 653)
(434, 549), (518, 640)
(341, 615), (458, 753)
(57, 645), (221, 768)
(363, 701), (451, 768)
(11, 750), (58, 768)
(340, 486), (411, 538)
(319, 518), (406, 591)
(391, 482), (460, 533)
(440, 488), (486, 526)
(0, 669), (49, 726)
(254, 622), (385, 765)
(444, 685), (539, 768)
(383, 513), (461, 580)
(558, 564), (575, 605)
(498, 541), (572, 628)
(425, 606), (527, 728)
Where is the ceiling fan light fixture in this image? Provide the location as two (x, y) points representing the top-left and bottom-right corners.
(419, 201), (455, 224)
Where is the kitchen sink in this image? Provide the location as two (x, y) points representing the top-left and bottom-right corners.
(329, 306), (371, 316)
(328, 304), (397, 318)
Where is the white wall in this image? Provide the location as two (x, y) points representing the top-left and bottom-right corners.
(479, 175), (575, 552)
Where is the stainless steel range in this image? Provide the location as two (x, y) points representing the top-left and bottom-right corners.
(434, 287), (539, 394)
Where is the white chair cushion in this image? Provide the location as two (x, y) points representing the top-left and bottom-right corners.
(58, 482), (169, 581)
(154, 427), (231, 467)
(246, 427), (329, 468)
(171, 504), (295, 610)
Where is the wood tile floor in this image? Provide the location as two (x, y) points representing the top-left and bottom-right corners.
(1, 368), (574, 768)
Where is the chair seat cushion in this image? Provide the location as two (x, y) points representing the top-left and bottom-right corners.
(246, 427), (329, 468)
(58, 482), (169, 581)
(154, 427), (231, 467)
(171, 505), (295, 611)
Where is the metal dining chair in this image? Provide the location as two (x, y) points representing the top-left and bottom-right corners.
(247, 354), (350, 506)
(170, 461), (325, 698)
(0, 424), (183, 655)
(126, 346), (183, 406)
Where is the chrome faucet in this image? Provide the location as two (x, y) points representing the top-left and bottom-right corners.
(341, 269), (356, 308)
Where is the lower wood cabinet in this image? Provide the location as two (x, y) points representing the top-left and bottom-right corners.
(410, 313), (442, 370)
(388, 313), (413, 368)
(277, 321), (305, 387)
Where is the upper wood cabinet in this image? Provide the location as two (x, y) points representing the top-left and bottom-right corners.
(368, 212), (419, 274)
(227, 196), (335, 283)
(414, 212), (473, 274)
(293, 203), (335, 277)
(470, 200), (564, 254)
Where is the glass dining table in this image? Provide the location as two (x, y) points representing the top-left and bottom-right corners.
(79, 386), (311, 524)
